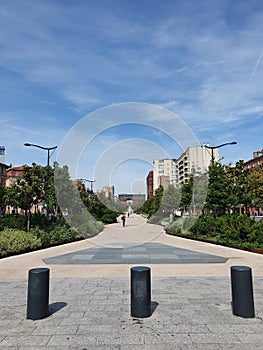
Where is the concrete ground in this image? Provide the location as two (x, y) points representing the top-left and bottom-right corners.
(0, 214), (263, 349)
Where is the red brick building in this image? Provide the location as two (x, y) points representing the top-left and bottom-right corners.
(5, 165), (25, 187)
(146, 170), (153, 199)
(244, 149), (263, 170)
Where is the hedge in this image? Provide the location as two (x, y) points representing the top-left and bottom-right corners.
(165, 214), (263, 250)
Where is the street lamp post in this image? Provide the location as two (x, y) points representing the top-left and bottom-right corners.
(80, 178), (96, 192)
(24, 143), (57, 166)
(24, 143), (57, 218)
(204, 142), (237, 164)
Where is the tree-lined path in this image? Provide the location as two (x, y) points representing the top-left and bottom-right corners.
(1, 214), (263, 279)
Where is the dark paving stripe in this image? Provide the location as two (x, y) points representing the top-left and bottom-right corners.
(43, 243), (228, 265)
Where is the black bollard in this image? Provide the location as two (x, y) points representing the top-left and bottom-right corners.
(131, 266), (151, 318)
(27, 268), (50, 320)
(230, 266), (255, 318)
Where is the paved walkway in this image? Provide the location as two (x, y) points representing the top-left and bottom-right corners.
(1, 214), (263, 349)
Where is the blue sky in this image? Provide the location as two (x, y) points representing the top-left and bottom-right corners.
(0, 0), (263, 194)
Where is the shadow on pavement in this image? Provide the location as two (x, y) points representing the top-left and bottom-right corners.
(151, 301), (159, 315)
(48, 302), (67, 316)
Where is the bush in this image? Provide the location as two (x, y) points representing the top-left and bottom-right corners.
(76, 221), (104, 238)
(0, 214), (27, 231)
(31, 226), (81, 247)
(166, 214), (263, 250)
(30, 227), (51, 247)
(0, 229), (41, 257)
(100, 212), (117, 224)
(49, 226), (79, 244)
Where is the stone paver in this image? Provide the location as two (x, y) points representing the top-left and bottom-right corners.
(0, 277), (262, 349)
(43, 242), (228, 265)
(0, 214), (263, 348)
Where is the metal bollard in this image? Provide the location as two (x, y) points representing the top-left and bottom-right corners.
(131, 266), (151, 318)
(27, 268), (50, 320)
(230, 266), (255, 318)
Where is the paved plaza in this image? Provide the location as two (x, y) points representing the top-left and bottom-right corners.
(0, 214), (263, 349)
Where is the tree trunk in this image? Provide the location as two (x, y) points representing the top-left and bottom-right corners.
(27, 210), (31, 232)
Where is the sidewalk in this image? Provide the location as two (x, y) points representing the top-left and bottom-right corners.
(0, 214), (263, 349)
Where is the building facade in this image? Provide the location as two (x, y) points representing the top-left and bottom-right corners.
(101, 185), (115, 200)
(152, 145), (218, 192)
(5, 165), (25, 187)
(0, 147), (10, 186)
(244, 149), (263, 170)
(153, 158), (176, 192)
(118, 193), (145, 206)
(146, 170), (153, 199)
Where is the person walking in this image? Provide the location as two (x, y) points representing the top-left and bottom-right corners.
(121, 214), (126, 227)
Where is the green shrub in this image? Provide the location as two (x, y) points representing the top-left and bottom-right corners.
(190, 215), (218, 237)
(76, 220), (104, 238)
(31, 226), (80, 247)
(100, 212), (117, 224)
(30, 227), (51, 247)
(49, 226), (79, 244)
(0, 215), (27, 231)
(166, 214), (263, 250)
(0, 229), (41, 257)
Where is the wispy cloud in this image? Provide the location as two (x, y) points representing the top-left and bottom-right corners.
(0, 0), (262, 186)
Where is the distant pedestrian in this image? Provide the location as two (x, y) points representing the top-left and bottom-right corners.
(121, 214), (126, 227)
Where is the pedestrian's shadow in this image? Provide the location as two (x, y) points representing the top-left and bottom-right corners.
(48, 302), (67, 316)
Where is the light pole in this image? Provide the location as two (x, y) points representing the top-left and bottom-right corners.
(80, 178), (96, 192)
(204, 142), (237, 164)
(24, 143), (57, 166)
(24, 143), (57, 218)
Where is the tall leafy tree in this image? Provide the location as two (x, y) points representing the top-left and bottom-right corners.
(248, 166), (263, 214)
(205, 162), (229, 215)
(180, 176), (193, 214)
(54, 163), (82, 216)
(228, 160), (251, 214)
(0, 183), (6, 215)
(160, 184), (181, 215)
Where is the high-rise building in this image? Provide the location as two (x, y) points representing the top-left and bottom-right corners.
(153, 158), (176, 192)
(152, 145), (218, 192)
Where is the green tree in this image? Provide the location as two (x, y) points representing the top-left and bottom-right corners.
(248, 166), (263, 214)
(54, 163), (83, 216)
(180, 176), (193, 214)
(205, 162), (229, 215)
(22, 164), (56, 215)
(0, 183), (6, 215)
(226, 160), (251, 214)
(160, 184), (181, 215)
(137, 186), (164, 219)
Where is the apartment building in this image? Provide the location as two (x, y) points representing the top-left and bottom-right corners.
(5, 165), (25, 187)
(101, 185), (115, 200)
(152, 145), (218, 192)
(244, 149), (263, 170)
(153, 158), (176, 192)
